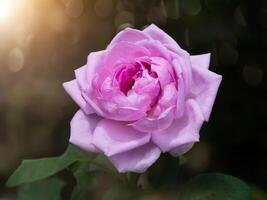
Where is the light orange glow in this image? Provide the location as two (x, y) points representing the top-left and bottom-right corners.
(0, 0), (14, 20)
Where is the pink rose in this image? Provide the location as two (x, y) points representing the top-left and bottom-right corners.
(63, 24), (222, 173)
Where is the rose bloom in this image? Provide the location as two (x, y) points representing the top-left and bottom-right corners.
(63, 24), (222, 173)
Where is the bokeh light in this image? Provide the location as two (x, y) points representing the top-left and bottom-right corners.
(147, 6), (166, 24)
(114, 10), (135, 28)
(242, 65), (263, 86)
(94, 0), (114, 18)
(7, 47), (25, 72)
(0, 0), (267, 199)
(182, 0), (202, 16)
(117, 23), (134, 32)
(64, 0), (84, 18)
(0, 0), (12, 20)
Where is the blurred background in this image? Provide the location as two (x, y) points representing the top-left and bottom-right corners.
(0, 0), (266, 199)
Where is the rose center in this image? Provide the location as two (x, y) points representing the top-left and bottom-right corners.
(114, 60), (158, 95)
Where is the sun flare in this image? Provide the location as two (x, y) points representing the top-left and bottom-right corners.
(0, 0), (13, 20)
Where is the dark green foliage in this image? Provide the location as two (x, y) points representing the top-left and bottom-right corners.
(148, 154), (185, 189)
(70, 162), (92, 200)
(6, 144), (252, 200)
(17, 178), (64, 200)
(178, 173), (252, 200)
(6, 145), (95, 187)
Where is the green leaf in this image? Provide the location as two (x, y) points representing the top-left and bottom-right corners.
(71, 162), (91, 200)
(90, 155), (116, 173)
(17, 178), (64, 200)
(6, 144), (95, 187)
(178, 173), (252, 200)
(90, 155), (127, 182)
(148, 154), (182, 189)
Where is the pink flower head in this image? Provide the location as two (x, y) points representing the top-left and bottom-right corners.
(63, 24), (222, 173)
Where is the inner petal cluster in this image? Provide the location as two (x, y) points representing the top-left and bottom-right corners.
(113, 58), (161, 109)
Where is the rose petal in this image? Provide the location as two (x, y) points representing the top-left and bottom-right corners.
(158, 83), (177, 110)
(86, 50), (107, 91)
(75, 66), (88, 91)
(93, 119), (151, 156)
(96, 99), (147, 121)
(136, 40), (172, 62)
(169, 143), (194, 157)
(126, 91), (151, 113)
(70, 110), (101, 152)
(143, 24), (180, 48)
(109, 143), (161, 173)
(132, 71), (161, 106)
(172, 53), (192, 95)
(63, 80), (94, 114)
(96, 78), (149, 121)
(150, 57), (175, 87)
(82, 92), (106, 116)
(108, 28), (150, 47)
(171, 61), (185, 118)
(190, 66), (222, 121)
(152, 99), (204, 152)
(190, 53), (211, 69)
(105, 42), (150, 68)
(129, 106), (175, 132)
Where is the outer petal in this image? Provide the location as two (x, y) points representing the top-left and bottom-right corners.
(75, 66), (88, 91)
(190, 53), (211, 69)
(171, 51), (192, 95)
(108, 28), (150, 47)
(70, 110), (101, 152)
(86, 50), (107, 91)
(169, 143), (194, 157)
(190, 66), (222, 121)
(129, 106), (175, 133)
(143, 24), (180, 48)
(152, 99), (204, 153)
(109, 143), (161, 173)
(93, 119), (151, 156)
(63, 80), (94, 114)
(172, 61), (185, 118)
